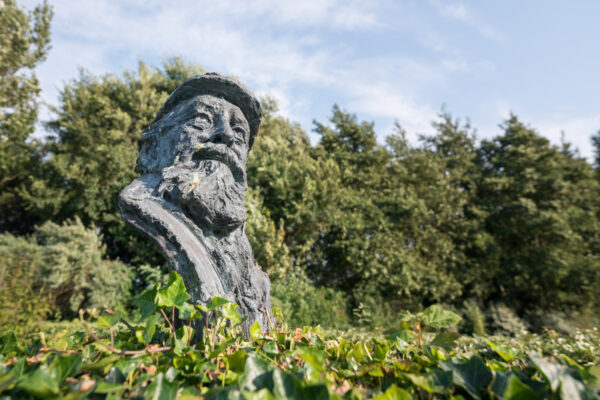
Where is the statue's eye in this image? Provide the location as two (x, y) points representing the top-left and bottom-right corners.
(189, 113), (212, 130)
(231, 126), (247, 144)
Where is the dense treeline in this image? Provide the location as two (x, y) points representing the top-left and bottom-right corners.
(1, 0), (599, 336)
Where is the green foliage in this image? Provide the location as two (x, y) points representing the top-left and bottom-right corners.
(487, 303), (528, 337)
(0, 218), (132, 322)
(245, 187), (292, 279)
(592, 130), (600, 178)
(302, 108), (482, 309)
(1, 280), (598, 399)
(462, 300), (486, 336)
(350, 295), (398, 332)
(398, 304), (462, 347)
(36, 218), (132, 317)
(0, 234), (53, 337)
(476, 116), (600, 312)
(248, 98), (341, 270)
(270, 270), (349, 329)
(0, 0), (52, 233)
(255, 107), (599, 324)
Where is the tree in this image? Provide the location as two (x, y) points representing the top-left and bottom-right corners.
(245, 187), (293, 279)
(421, 113), (490, 301)
(307, 107), (471, 309)
(0, 0), (52, 233)
(591, 130), (600, 180)
(476, 115), (600, 312)
(247, 99), (342, 268)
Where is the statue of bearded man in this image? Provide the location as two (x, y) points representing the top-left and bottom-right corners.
(119, 73), (272, 334)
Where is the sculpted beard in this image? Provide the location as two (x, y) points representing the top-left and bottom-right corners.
(157, 159), (247, 232)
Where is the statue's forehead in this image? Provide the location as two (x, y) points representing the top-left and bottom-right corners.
(178, 95), (248, 123)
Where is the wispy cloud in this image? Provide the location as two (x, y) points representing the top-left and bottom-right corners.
(535, 114), (600, 160)
(429, 0), (504, 42)
(482, 99), (598, 160)
(24, 0), (439, 138)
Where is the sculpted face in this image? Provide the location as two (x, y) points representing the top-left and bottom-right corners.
(138, 95), (252, 232)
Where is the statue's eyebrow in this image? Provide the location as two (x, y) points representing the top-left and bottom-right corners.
(229, 111), (249, 129)
(193, 101), (219, 115)
(179, 100), (219, 121)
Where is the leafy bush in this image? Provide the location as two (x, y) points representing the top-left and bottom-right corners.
(0, 218), (132, 324)
(351, 295), (397, 331)
(270, 269), (349, 329)
(245, 188), (293, 278)
(0, 235), (53, 337)
(487, 302), (528, 336)
(36, 218), (132, 318)
(462, 299), (487, 336)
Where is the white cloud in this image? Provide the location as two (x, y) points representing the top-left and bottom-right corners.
(246, 0), (382, 29)
(534, 114), (600, 161)
(481, 99), (599, 161)
(25, 0), (440, 138)
(429, 0), (504, 42)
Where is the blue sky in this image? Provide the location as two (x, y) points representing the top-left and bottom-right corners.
(23, 0), (600, 159)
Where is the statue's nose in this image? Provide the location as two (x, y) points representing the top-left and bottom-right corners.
(212, 122), (235, 146)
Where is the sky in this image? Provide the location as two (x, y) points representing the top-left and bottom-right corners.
(21, 0), (600, 160)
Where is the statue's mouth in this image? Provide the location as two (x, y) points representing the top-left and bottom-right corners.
(192, 144), (246, 184)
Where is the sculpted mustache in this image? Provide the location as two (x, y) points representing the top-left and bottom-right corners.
(192, 144), (246, 183)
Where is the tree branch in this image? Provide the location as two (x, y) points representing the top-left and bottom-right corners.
(104, 305), (137, 335)
(160, 308), (177, 340)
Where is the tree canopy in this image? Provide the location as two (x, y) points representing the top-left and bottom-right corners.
(0, 0), (52, 232)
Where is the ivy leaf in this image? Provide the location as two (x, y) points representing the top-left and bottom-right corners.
(441, 356), (492, 400)
(177, 302), (202, 320)
(174, 326), (194, 356)
(502, 375), (541, 400)
(145, 372), (178, 400)
(240, 353), (274, 391)
(296, 347), (325, 372)
(430, 332), (460, 350)
(486, 339), (520, 362)
(17, 367), (59, 397)
(242, 388), (276, 400)
(262, 341), (279, 356)
(155, 272), (190, 308)
(372, 384), (412, 400)
(422, 305), (462, 329)
(97, 314), (121, 328)
(50, 353), (82, 382)
(225, 350), (248, 372)
(222, 302), (244, 325)
(198, 296), (230, 312)
(271, 369), (304, 399)
(94, 381), (127, 395)
(397, 311), (419, 324)
(250, 320), (262, 340)
(529, 353), (586, 400)
(142, 313), (161, 344)
(135, 285), (158, 321)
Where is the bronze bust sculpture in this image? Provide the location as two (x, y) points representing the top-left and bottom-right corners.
(119, 73), (272, 334)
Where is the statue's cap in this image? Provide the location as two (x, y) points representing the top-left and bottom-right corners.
(153, 73), (262, 148)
